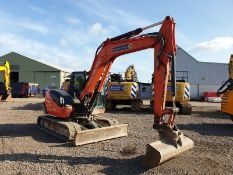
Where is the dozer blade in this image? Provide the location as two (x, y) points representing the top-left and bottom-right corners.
(143, 135), (193, 168)
(74, 124), (128, 146)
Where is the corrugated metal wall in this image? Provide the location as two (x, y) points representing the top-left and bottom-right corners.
(176, 47), (228, 99)
(34, 71), (61, 89)
(190, 84), (221, 99)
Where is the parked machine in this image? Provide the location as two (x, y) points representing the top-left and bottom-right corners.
(105, 65), (151, 111)
(28, 83), (39, 97)
(125, 64), (138, 81)
(38, 16), (193, 167)
(11, 82), (29, 98)
(0, 61), (11, 101)
(217, 54), (233, 121)
(166, 81), (192, 114)
(151, 74), (192, 115)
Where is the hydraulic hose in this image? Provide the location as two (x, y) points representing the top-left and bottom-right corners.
(171, 55), (176, 97)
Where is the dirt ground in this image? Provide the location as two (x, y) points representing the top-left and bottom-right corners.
(0, 98), (232, 175)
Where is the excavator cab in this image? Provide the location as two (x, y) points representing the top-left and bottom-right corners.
(64, 71), (106, 114)
(66, 71), (88, 98)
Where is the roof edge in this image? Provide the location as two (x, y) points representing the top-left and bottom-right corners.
(1, 52), (70, 73)
(177, 46), (228, 65)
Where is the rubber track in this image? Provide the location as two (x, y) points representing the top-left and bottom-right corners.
(37, 115), (79, 142)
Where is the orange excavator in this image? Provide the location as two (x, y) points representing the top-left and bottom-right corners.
(38, 16), (193, 167)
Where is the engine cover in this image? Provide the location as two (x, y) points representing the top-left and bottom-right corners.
(44, 89), (74, 119)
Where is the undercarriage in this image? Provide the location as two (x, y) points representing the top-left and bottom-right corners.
(38, 114), (128, 146)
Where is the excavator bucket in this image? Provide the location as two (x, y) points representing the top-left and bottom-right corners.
(143, 135), (193, 168)
(74, 124), (128, 146)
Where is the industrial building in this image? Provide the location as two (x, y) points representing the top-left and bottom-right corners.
(0, 52), (69, 92)
(176, 47), (228, 99)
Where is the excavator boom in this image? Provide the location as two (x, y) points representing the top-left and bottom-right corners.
(0, 61), (11, 101)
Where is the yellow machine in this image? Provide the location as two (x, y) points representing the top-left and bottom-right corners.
(217, 54), (233, 120)
(105, 65), (141, 111)
(0, 61), (11, 101)
(125, 64), (138, 81)
(151, 74), (192, 115)
(62, 79), (70, 92)
(105, 65), (151, 111)
(166, 81), (192, 114)
(105, 81), (142, 111)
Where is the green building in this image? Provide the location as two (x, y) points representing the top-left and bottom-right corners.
(0, 52), (69, 91)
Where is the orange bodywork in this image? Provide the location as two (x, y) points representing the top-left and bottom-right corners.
(44, 91), (73, 119)
(79, 16), (176, 126)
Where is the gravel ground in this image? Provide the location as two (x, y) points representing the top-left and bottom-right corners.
(0, 98), (232, 175)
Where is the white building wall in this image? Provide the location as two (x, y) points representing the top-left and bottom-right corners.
(190, 84), (221, 99)
(176, 47), (228, 99)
